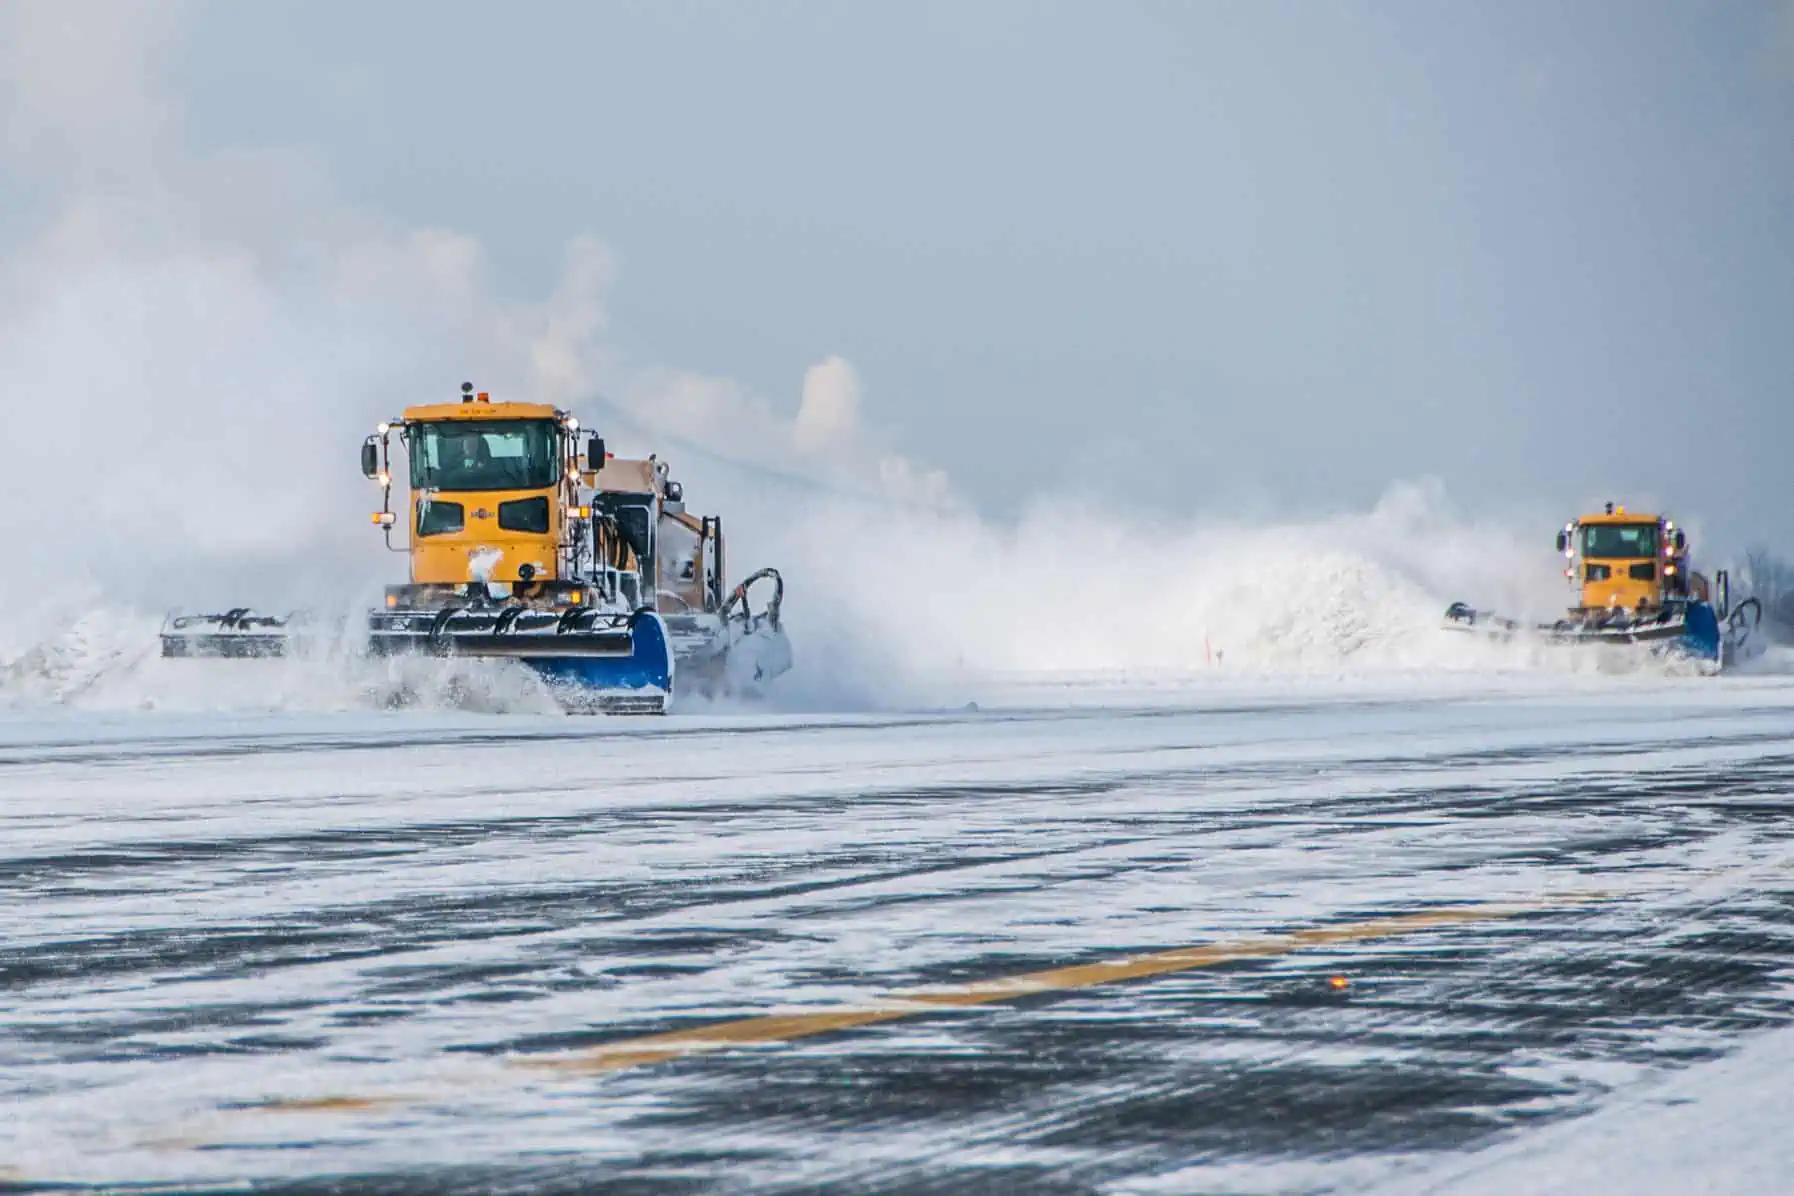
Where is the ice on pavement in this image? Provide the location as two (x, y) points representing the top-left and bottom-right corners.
(6, 676), (1794, 1189)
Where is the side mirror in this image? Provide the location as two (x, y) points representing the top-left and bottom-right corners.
(1673, 529), (1686, 552)
(361, 438), (380, 479)
(664, 480), (684, 503)
(1555, 530), (1569, 554)
(587, 434), (606, 472)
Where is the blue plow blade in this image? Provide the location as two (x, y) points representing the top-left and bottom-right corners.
(526, 611), (674, 713)
(1445, 597), (1745, 671)
(1677, 601), (1722, 664)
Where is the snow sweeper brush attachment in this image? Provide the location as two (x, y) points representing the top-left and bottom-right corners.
(663, 566), (793, 697)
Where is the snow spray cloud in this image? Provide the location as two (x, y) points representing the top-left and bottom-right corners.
(694, 472), (1576, 708)
(0, 3), (950, 704)
(0, 5), (1575, 712)
(0, 4), (605, 634)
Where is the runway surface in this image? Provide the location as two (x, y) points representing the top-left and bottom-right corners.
(6, 674), (1794, 1192)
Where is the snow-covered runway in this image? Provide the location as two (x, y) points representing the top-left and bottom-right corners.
(6, 675), (1794, 1192)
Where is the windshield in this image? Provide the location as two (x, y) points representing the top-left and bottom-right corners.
(409, 420), (560, 492)
(1582, 523), (1659, 559)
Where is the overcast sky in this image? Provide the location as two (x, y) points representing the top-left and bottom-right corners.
(5, 1), (1793, 559)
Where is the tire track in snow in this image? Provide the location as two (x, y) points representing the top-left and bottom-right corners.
(8, 687), (1794, 1190)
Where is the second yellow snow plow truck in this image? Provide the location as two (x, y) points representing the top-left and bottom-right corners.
(161, 382), (791, 711)
(1445, 502), (1760, 668)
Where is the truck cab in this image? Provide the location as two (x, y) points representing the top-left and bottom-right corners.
(363, 384), (600, 610)
(1560, 504), (1695, 614)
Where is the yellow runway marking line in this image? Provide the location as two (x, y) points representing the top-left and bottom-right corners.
(250, 1094), (402, 1113)
(520, 902), (1561, 1078)
(223, 897), (1595, 1127)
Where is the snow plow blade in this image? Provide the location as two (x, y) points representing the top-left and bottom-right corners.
(1444, 596), (1761, 669)
(161, 609), (298, 658)
(367, 606), (674, 713)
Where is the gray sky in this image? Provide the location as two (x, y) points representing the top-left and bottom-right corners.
(6, 1), (1793, 559)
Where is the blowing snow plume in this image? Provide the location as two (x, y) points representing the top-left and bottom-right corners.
(0, 6), (625, 651)
(0, 3), (939, 711)
(0, 5), (1577, 714)
(727, 476), (1573, 707)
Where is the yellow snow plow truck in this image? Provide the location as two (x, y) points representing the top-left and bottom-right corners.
(1445, 502), (1760, 668)
(161, 382), (791, 711)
